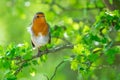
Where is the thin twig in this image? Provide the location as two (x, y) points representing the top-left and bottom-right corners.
(14, 63), (25, 76)
(50, 61), (65, 80)
(43, 74), (49, 80)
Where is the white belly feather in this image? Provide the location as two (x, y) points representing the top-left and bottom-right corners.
(28, 26), (49, 47)
(31, 34), (49, 47)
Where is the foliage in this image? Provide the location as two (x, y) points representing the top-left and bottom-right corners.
(0, 43), (32, 79)
(0, 0), (120, 80)
(70, 10), (120, 79)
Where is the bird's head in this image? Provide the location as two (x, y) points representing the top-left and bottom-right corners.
(33, 12), (46, 24)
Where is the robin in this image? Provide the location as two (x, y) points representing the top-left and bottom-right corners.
(28, 12), (51, 54)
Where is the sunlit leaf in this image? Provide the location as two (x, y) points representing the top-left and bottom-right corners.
(71, 59), (79, 70)
(40, 54), (47, 62)
(88, 53), (99, 62)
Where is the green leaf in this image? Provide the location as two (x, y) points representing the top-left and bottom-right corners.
(40, 54), (47, 62)
(105, 47), (118, 64)
(91, 35), (101, 42)
(106, 54), (115, 64)
(2, 60), (11, 69)
(23, 62), (30, 67)
(93, 48), (102, 53)
(32, 60), (38, 65)
(23, 53), (32, 60)
(71, 59), (79, 70)
(79, 67), (84, 71)
(47, 43), (54, 48)
(88, 53), (99, 62)
(115, 24), (120, 30)
(109, 0), (113, 4)
(101, 37), (108, 43)
(4, 71), (17, 80)
(39, 46), (47, 51)
(0, 45), (4, 56)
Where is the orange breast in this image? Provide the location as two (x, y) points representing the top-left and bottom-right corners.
(32, 22), (48, 36)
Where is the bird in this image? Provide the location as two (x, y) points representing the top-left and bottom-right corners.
(28, 12), (51, 55)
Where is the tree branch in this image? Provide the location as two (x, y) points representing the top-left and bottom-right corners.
(13, 38), (120, 76)
(14, 63), (25, 75)
(103, 0), (115, 10)
(45, 0), (104, 12)
(112, 41), (120, 47)
(17, 44), (73, 64)
(14, 44), (74, 75)
(92, 41), (120, 53)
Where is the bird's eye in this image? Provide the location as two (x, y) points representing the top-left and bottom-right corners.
(36, 15), (39, 18)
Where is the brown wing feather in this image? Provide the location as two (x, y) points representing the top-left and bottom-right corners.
(47, 23), (51, 44)
(31, 40), (35, 47)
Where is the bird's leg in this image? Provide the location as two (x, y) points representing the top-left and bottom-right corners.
(45, 45), (49, 52)
(37, 47), (41, 56)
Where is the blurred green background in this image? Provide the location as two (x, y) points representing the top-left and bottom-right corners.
(0, 0), (103, 45)
(0, 0), (120, 80)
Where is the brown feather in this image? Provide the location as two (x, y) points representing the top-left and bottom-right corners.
(32, 14), (49, 36)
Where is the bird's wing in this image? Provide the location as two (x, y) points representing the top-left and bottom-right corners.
(31, 40), (35, 47)
(47, 23), (51, 44)
(27, 23), (35, 47)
